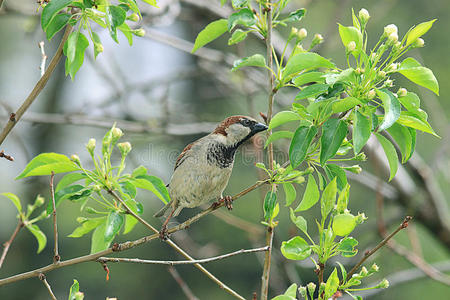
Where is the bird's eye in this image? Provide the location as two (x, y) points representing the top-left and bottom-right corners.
(241, 119), (251, 126)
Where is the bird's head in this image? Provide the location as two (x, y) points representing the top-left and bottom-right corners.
(212, 115), (268, 146)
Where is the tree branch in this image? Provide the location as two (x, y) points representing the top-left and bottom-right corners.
(39, 273), (57, 300)
(168, 266), (199, 300)
(0, 25), (72, 147)
(50, 172), (60, 262)
(0, 220), (23, 269)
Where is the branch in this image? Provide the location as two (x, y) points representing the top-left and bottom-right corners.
(50, 172), (60, 262)
(345, 216), (412, 281)
(0, 25), (72, 147)
(39, 273), (57, 300)
(97, 247), (269, 265)
(168, 266), (199, 300)
(0, 220), (23, 268)
(38, 41), (47, 77)
(0, 149), (14, 161)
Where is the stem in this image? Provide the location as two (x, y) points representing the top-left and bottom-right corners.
(0, 221), (23, 269)
(0, 25), (72, 147)
(39, 273), (57, 300)
(345, 216), (412, 281)
(50, 172), (60, 262)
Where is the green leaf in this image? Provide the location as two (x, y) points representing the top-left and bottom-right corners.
(106, 5), (127, 43)
(269, 111), (301, 130)
(120, 181), (137, 199)
(192, 19), (228, 53)
(228, 29), (248, 45)
(289, 208), (307, 235)
(16, 153), (80, 179)
(264, 131), (294, 148)
(132, 165), (148, 177)
(263, 191), (277, 221)
(272, 296), (295, 300)
(118, 22), (133, 46)
(324, 268), (340, 300)
(353, 110), (371, 154)
(281, 236), (311, 260)
(337, 261), (347, 283)
(375, 133), (398, 181)
(283, 8), (306, 23)
(120, 0), (141, 16)
(283, 183), (296, 206)
(321, 177), (337, 221)
(90, 221), (109, 253)
(333, 213), (357, 236)
(1, 192), (22, 212)
(141, 0), (159, 7)
(231, 54), (266, 71)
(376, 89), (400, 131)
(45, 13), (71, 41)
(47, 185), (92, 215)
(295, 83), (330, 100)
(228, 8), (256, 31)
(332, 97), (362, 113)
(337, 237), (358, 257)
(324, 164), (347, 191)
(289, 125), (318, 168)
(90, 31), (103, 59)
(320, 119), (348, 165)
(68, 279), (81, 300)
(336, 184), (350, 213)
(405, 19), (436, 46)
(397, 58), (439, 95)
(293, 71), (325, 86)
(68, 217), (105, 238)
(232, 0), (248, 8)
(397, 111), (438, 137)
(41, 0), (73, 31)
(56, 173), (85, 192)
(283, 53), (335, 81)
(123, 214), (138, 234)
(104, 211), (124, 241)
(387, 123), (413, 163)
(338, 24), (363, 55)
(26, 224), (47, 253)
(133, 175), (170, 204)
(295, 174), (319, 212)
(351, 8), (360, 31)
(408, 127), (417, 160)
(398, 92), (423, 117)
(64, 31), (89, 79)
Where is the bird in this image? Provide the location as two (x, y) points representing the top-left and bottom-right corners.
(154, 115), (268, 239)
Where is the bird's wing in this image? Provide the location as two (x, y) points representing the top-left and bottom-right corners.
(174, 142), (194, 170)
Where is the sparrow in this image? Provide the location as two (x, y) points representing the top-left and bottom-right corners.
(154, 115), (268, 239)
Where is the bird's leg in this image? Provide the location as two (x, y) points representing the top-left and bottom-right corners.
(159, 208), (175, 240)
(214, 195), (233, 210)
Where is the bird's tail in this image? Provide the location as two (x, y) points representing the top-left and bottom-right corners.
(153, 202), (172, 218)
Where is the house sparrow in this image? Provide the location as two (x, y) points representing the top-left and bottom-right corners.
(154, 115), (268, 238)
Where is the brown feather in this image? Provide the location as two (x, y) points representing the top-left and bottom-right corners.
(174, 142), (194, 170)
(212, 115), (247, 136)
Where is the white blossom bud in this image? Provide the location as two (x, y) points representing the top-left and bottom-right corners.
(297, 28), (308, 40)
(397, 88), (407, 97)
(377, 279), (389, 289)
(86, 138), (96, 155)
(384, 24), (398, 37)
(388, 32), (398, 44)
(358, 8), (370, 23)
(118, 142), (132, 157)
(413, 38), (425, 48)
(347, 41), (356, 52)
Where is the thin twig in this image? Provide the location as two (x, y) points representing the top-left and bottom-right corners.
(50, 171), (60, 262)
(0, 25), (72, 147)
(39, 273), (57, 300)
(97, 247), (269, 265)
(168, 266), (199, 300)
(345, 216), (412, 281)
(0, 221), (23, 268)
(0, 149), (14, 161)
(38, 41), (47, 77)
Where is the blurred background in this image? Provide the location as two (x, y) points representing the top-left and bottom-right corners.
(0, 0), (449, 299)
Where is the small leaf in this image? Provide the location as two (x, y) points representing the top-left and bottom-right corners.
(321, 177), (337, 221)
(41, 0), (73, 31)
(337, 237), (358, 257)
(269, 111), (301, 130)
(228, 29), (248, 45)
(104, 211), (124, 241)
(47, 185), (91, 215)
(336, 184), (350, 213)
(228, 8), (256, 31)
(231, 54), (266, 71)
(295, 174), (319, 212)
(320, 119), (348, 165)
(397, 112), (438, 137)
(106, 5), (126, 43)
(132, 165), (148, 177)
(376, 89), (400, 132)
(133, 175), (170, 204)
(332, 97), (362, 113)
(324, 268), (340, 300)
(263, 191), (277, 221)
(333, 213), (357, 236)
(16, 153), (80, 179)
(398, 92), (422, 115)
(387, 123), (413, 163)
(282, 8), (306, 23)
(283, 52), (335, 81)
(123, 214), (138, 234)
(375, 133), (398, 181)
(1, 192), (22, 212)
(353, 110), (371, 154)
(295, 83), (330, 100)
(141, 0), (158, 7)
(281, 236), (311, 260)
(26, 224), (47, 253)
(289, 208), (307, 235)
(283, 183), (296, 206)
(293, 71), (325, 86)
(264, 131), (294, 148)
(231, 0), (248, 8)
(192, 19), (228, 53)
(55, 173), (85, 192)
(68, 279), (80, 300)
(64, 31), (89, 79)
(68, 217), (105, 238)
(338, 24), (363, 55)
(90, 221), (109, 253)
(406, 19), (436, 46)
(120, 181), (137, 199)
(325, 164), (347, 191)
(45, 13), (71, 40)
(397, 58), (439, 95)
(289, 125), (318, 168)
(118, 22), (133, 46)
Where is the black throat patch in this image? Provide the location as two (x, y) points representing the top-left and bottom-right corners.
(206, 142), (238, 168)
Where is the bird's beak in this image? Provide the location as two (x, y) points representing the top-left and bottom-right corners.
(251, 122), (268, 133)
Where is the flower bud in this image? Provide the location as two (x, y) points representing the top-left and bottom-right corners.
(298, 286), (307, 298)
(384, 24), (398, 37)
(307, 282), (316, 296)
(35, 195), (45, 207)
(302, 166), (315, 175)
(388, 63), (398, 72)
(344, 165), (362, 174)
(369, 263), (379, 273)
(359, 266), (368, 276)
(297, 28), (308, 41)
(71, 154), (81, 166)
(369, 52), (377, 62)
(347, 41), (356, 52)
(368, 89), (376, 100)
(385, 79), (393, 87)
(355, 67), (362, 75)
(318, 282), (326, 295)
(376, 279), (389, 289)
(76, 217), (88, 223)
(412, 38), (425, 48)
(310, 33), (324, 48)
(289, 27), (298, 40)
(112, 127), (123, 142)
(127, 13), (139, 22)
(397, 88), (407, 97)
(86, 138), (96, 155)
(378, 70), (386, 78)
(387, 32), (398, 44)
(358, 8), (370, 23)
(355, 212), (367, 224)
(94, 43), (104, 55)
(294, 176), (305, 184)
(355, 152), (367, 161)
(93, 184), (102, 192)
(133, 28), (146, 37)
(118, 142), (132, 157)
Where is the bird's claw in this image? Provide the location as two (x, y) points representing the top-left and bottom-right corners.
(219, 195), (233, 210)
(159, 225), (169, 240)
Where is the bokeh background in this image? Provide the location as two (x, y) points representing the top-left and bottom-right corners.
(0, 0), (449, 299)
